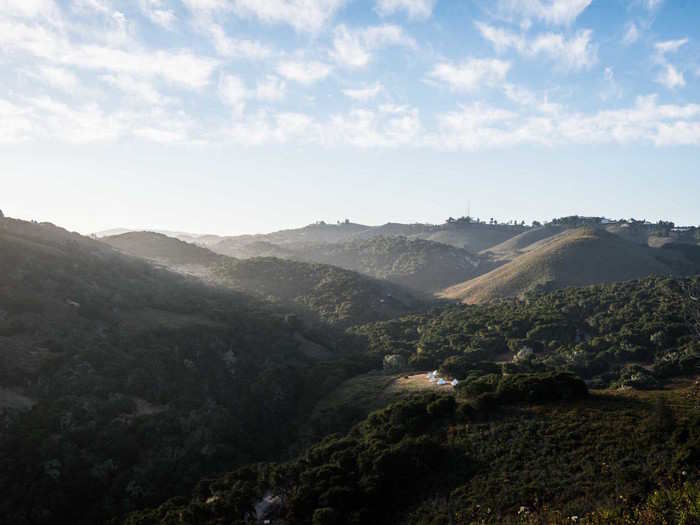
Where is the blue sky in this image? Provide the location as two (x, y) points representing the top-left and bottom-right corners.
(1, 0), (699, 234)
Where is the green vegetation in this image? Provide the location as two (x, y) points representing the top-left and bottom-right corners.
(123, 381), (700, 524)
(0, 218), (375, 524)
(357, 276), (700, 388)
(103, 232), (221, 267)
(299, 236), (492, 292)
(104, 232), (426, 330)
(3, 215), (700, 524)
(213, 256), (425, 329)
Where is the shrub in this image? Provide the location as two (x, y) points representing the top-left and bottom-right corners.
(492, 372), (588, 405)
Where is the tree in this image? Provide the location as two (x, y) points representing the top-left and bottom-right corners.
(683, 280), (700, 340)
(0, 209), (4, 218)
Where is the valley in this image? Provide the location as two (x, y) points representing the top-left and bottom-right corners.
(0, 213), (698, 524)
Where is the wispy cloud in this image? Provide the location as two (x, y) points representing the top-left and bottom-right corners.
(37, 65), (79, 92)
(201, 21), (273, 60)
(622, 22), (640, 45)
(183, 0), (347, 33)
(428, 58), (511, 91)
(476, 22), (598, 71)
(494, 0), (592, 26)
(331, 24), (416, 68)
(0, 17), (219, 88)
(654, 38), (688, 56)
(276, 60), (332, 84)
(375, 0), (436, 20)
(656, 64), (685, 90)
(653, 38), (688, 90)
(342, 82), (384, 101)
(137, 0), (176, 29)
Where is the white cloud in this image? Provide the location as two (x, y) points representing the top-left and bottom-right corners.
(623, 22), (640, 45)
(218, 74), (287, 114)
(428, 58), (511, 91)
(0, 18), (219, 88)
(502, 83), (562, 114)
(654, 38), (688, 56)
(256, 75), (286, 101)
(342, 82), (384, 101)
(101, 74), (174, 105)
(218, 74), (249, 115)
(25, 95), (125, 143)
(429, 94), (700, 150)
(644, 0), (663, 11)
(600, 66), (623, 101)
(277, 60), (331, 84)
(203, 21), (273, 59)
(37, 66), (79, 92)
(180, 0), (229, 11)
(375, 0), (436, 20)
(198, 0), (347, 33)
(331, 24), (416, 68)
(70, 47), (218, 89)
(0, 99), (33, 143)
(530, 30), (597, 70)
(495, 0), (592, 26)
(222, 109), (320, 146)
(656, 64), (685, 89)
(328, 107), (421, 147)
(0, 0), (57, 19)
(138, 0), (176, 29)
(652, 38), (688, 90)
(476, 22), (597, 71)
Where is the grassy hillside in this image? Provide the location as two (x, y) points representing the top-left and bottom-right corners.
(103, 232), (426, 330)
(417, 221), (528, 251)
(0, 217), (376, 524)
(484, 224), (566, 258)
(441, 227), (700, 303)
(124, 380), (700, 524)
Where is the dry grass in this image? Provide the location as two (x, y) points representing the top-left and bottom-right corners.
(440, 227), (697, 304)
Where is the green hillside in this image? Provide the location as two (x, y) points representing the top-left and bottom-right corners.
(124, 380), (700, 525)
(441, 227), (700, 303)
(0, 218), (375, 524)
(358, 276), (700, 388)
(213, 256), (425, 329)
(298, 236), (492, 293)
(103, 232), (426, 330)
(103, 231), (222, 267)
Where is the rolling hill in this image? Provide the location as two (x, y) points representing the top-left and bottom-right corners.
(101, 231), (221, 267)
(0, 216), (381, 524)
(209, 220), (529, 257)
(441, 227), (700, 303)
(102, 232), (425, 329)
(483, 224), (566, 258)
(298, 236), (492, 292)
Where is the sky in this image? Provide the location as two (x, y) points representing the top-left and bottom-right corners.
(1, 0), (699, 235)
